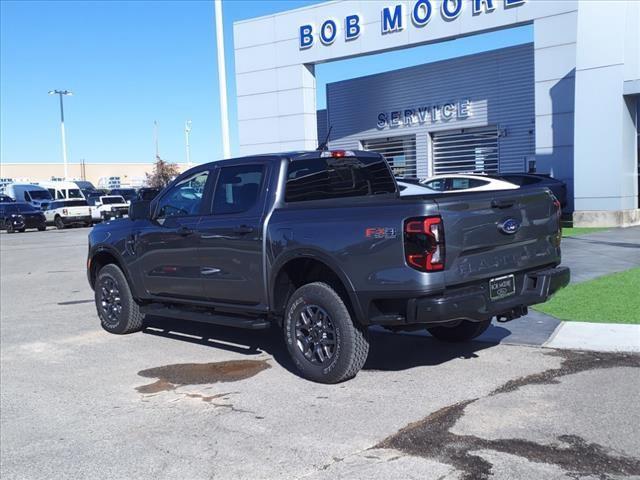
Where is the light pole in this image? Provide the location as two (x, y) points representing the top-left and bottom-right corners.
(185, 120), (192, 167)
(214, 0), (231, 158)
(48, 89), (73, 179)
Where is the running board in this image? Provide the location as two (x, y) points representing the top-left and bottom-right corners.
(140, 304), (271, 330)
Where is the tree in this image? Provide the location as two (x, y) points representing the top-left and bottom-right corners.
(146, 156), (180, 188)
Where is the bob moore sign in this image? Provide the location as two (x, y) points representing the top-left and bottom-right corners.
(377, 99), (472, 129)
(299, 0), (527, 49)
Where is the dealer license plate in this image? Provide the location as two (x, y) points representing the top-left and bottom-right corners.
(489, 274), (516, 301)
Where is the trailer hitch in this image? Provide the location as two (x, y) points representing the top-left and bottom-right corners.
(496, 305), (528, 323)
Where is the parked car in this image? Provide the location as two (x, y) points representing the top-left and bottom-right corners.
(43, 199), (92, 229)
(490, 173), (568, 209)
(87, 149), (569, 384)
(421, 174), (518, 193)
(2, 183), (53, 210)
(396, 180), (438, 196)
(37, 181), (85, 201)
(136, 187), (161, 201)
(0, 202), (46, 232)
(109, 188), (137, 204)
(93, 195), (129, 221)
(0, 194), (15, 203)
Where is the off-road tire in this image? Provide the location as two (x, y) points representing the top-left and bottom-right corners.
(18, 228), (26, 233)
(95, 264), (144, 335)
(284, 282), (369, 384)
(6, 223), (15, 233)
(37, 225), (46, 231)
(54, 216), (65, 230)
(427, 319), (492, 342)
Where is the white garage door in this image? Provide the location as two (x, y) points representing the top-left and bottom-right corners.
(432, 127), (499, 175)
(362, 135), (417, 178)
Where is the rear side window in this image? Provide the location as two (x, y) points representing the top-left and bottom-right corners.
(448, 178), (488, 191)
(63, 200), (89, 207)
(213, 165), (264, 215)
(285, 156), (396, 202)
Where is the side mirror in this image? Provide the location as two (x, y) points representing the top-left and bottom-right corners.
(129, 200), (151, 220)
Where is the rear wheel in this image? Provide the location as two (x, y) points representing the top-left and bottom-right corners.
(6, 223), (15, 234)
(283, 282), (369, 384)
(54, 216), (65, 230)
(95, 264), (144, 334)
(427, 319), (492, 342)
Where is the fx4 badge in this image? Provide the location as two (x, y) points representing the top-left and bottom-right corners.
(365, 227), (397, 239)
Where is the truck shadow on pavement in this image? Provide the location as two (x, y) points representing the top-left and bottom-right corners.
(142, 316), (510, 376)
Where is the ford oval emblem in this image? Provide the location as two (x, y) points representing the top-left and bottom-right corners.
(499, 218), (520, 235)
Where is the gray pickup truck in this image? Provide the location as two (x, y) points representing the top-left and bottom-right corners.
(87, 150), (569, 383)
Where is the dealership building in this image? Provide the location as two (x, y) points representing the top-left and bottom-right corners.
(233, 0), (640, 226)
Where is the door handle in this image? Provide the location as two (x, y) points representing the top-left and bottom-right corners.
(233, 224), (254, 234)
(491, 199), (514, 209)
(177, 226), (194, 236)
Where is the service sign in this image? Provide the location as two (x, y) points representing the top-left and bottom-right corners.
(377, 99), (472, 129)
(299, 0), (527, 49)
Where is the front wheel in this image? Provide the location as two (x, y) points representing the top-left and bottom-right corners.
(37, 225), (46, 231)
(6, 223), (15, 234)
(54, 216), (65, 230)
(18, 228), (26, 233)
(95, 264), (144, 334)
(283, 282), (369, 384)
(427, 319), (492, 342)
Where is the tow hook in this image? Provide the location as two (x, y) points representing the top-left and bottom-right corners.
(496, 305), (528, 323)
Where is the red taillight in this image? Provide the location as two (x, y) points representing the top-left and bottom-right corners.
(404, 216), (445, 272)
(331, 150), (346, 158)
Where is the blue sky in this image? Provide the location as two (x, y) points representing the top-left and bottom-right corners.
(1, 0), (531, 165)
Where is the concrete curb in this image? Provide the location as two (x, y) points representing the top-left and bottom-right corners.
(543, 322), (640, 353)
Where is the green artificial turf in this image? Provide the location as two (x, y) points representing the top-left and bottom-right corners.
(562, 227), (608, 237)
(535, 268), (640, 324)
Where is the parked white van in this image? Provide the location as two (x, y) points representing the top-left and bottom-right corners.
(3, 183), (53, 209)
(36, 181), (85, 201)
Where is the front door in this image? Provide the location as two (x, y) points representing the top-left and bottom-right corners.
(198, 163), (269, 305)
(135, 169), (212, 300)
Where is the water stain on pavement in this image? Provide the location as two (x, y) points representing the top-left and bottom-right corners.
(376, 350), (640, 480)
(135, 359), (270, 394)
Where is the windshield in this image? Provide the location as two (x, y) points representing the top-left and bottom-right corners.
(101, 196), (126, 204)
(67, 189), (83, 199)
(28, 190), (52, 200)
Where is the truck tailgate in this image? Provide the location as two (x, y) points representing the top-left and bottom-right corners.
(435, 188), (561, 287)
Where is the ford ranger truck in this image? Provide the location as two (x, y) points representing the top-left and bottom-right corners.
(87, 150), (569, 383)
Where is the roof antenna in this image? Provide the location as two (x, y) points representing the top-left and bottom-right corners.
(317, 125), (332, 151)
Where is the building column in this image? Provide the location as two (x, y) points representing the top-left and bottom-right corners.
(572, 1), (639, 226)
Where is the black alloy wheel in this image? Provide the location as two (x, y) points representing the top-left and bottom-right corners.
(295, 304), (337, 365)
(97, 276), (123, 328)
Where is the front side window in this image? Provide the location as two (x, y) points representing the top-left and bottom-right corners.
(156, 171), (210, 219)
(213, 165), (264, 215)
(67, 189), (82, 199)
(424, 179), (446, 191)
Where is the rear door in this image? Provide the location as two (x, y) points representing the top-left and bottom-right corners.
(198, 162), (271, 305)
(435, 188), (561, 287)
(134, 169), (213, 300)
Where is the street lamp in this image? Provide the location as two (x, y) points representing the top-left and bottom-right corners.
(48, 89), (73, 179)
(185, 120), (192, 167)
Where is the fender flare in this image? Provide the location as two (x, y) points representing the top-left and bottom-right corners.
(269, 248), (366, 324)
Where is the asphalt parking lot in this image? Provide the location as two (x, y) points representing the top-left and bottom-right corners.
(1, 227), (639, 480)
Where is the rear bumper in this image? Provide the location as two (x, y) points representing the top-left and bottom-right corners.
(409, 266), (570, 324)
